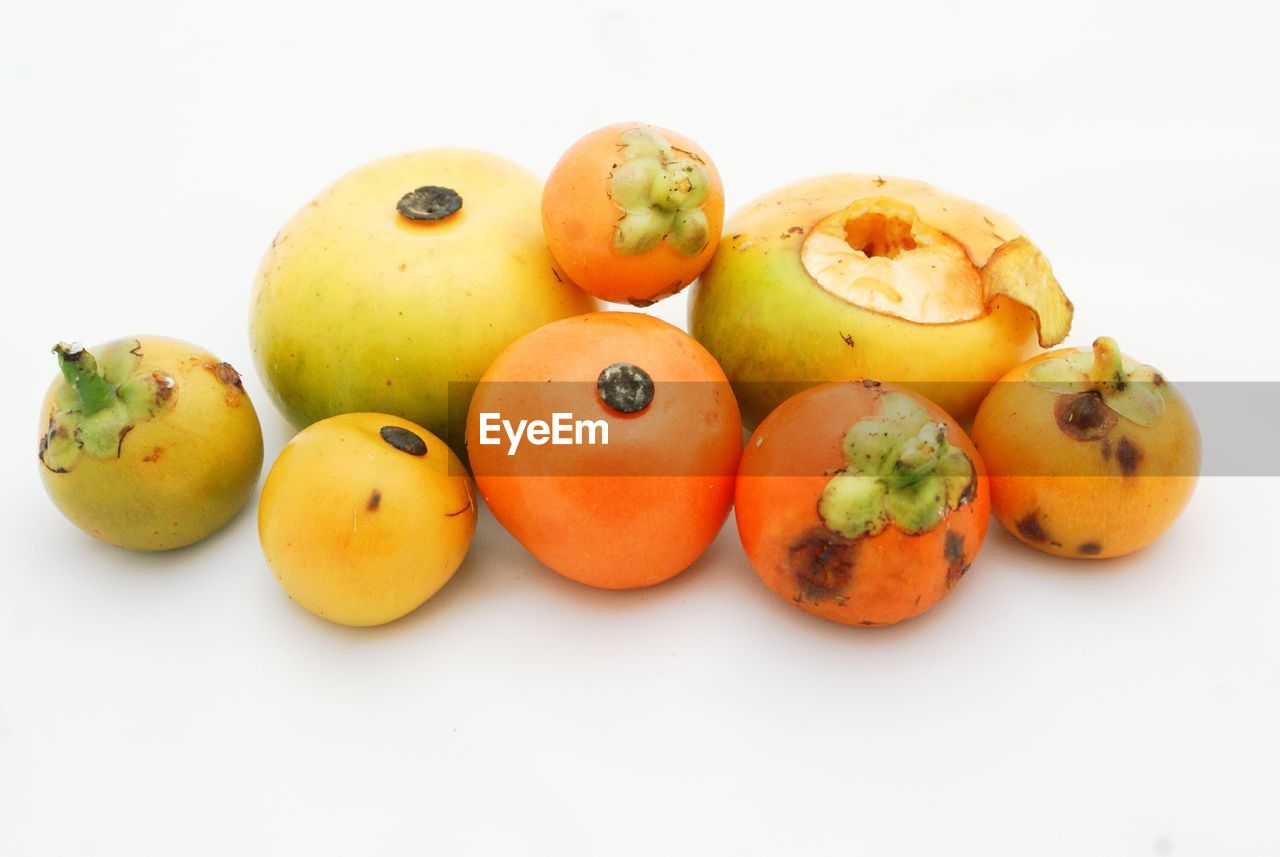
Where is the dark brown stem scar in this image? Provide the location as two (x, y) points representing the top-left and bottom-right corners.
(397, 186), (462, 222)
(380, 425), (427, 456)
(1055, 391), (1116, 441)
(597, 363), (654, 414)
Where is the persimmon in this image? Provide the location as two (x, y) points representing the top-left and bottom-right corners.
(735, 381), (989, 626)
(972, 337), (1200, 559)
(542, 123), (724, 306)
(465, 312), (741, 589)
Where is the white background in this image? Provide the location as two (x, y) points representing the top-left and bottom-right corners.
(3, 1), (1277, 854)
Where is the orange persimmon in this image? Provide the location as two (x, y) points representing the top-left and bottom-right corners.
(542, 123), (724, 306)
(465, 312), (741, 589)
(736, 381), (989, 627)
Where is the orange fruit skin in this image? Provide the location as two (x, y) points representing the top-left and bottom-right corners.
(542, 123), (724, 305)
(735, 382), (990, 626)
(466, 313), (742, 589)
(972, 350), (1200, 559)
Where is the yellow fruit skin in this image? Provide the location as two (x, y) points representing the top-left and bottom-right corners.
(689, 174), (1043, 427)
(38, 336), (264, 551)
(250, 149), (597, 448)
(972, 350), (1200, 559)
(257, 413), (477, 627)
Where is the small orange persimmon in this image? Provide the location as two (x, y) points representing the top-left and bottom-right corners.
(735, 381), (989, 627)
(972, 336), (1200, 559)
(465, 312), (742, 590)
(542, 123), (724, 306)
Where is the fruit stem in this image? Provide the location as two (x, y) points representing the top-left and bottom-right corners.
(1088, 336), (1128, 391)
(53, 342), (118, 416)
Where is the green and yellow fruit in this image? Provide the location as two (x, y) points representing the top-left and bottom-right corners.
(250, 148), (596, 450)
(689, 174), (1074, 427)
(38, 336), (263, 551)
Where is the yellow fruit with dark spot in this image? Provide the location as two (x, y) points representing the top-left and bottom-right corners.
(257, 413), (476, 626)
(38, 336), (264, 551)
(250, 149), (596, 452)
(972, 337), (1200, 559)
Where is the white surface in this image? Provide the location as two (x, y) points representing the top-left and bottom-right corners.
(2, 1), (1277, 854)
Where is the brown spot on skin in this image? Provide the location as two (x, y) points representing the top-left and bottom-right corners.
(788, 529), (857, 605)
(1116, 437), (1142, 476)
(151, 371), (175, 403)
(1017, 511), (1049, 542)
(861, 378), (881, 388)
(551, 267), (562, 283)
(142, 447), (164, 463)
(628, 296), (657, 308)
(788, 226), (803, 235)
(1078, 541), (1103, 556)
(398, 262), (407, 272)
(1055, 391), (1116, 441)
(944, 530), (968, 588)
(209, 362), (243, 388)
(1153, 373), (1165, 386)
(367, 490), (381, 511)
(840, 332), (855, 348)
(1100, 438), (1112, 462)
(872, 176), (887, 187)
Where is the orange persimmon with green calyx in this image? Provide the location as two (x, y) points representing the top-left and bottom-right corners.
(542, 123), (724, 306)
(465, 312), (741, 590)
(972, 337), (1200, 559)
(736, 381), (989, 627)
(689, 174), (1074, 426)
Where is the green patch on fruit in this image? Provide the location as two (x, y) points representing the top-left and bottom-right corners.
(39, 341), (177, 472)
(818, 391), (976, 538)
(609, 128), (710, 257)
(1028, 336), (1164, 428)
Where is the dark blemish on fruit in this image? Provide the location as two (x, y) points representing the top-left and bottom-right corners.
(445, 496), (473, 517)
(1055, 391), (1116, 441)
(862, 378), (881, 388)
(1116, 437), (1141, 476)
(1100, 438), (1112, 462)
(1153, 373), (1165, 386)
(128, 341), (143, 358)
(597, 362), (654, 414)
(1017, 511), (1048, 542)
(872, 176), (887, 187)
(551, 267), (562, 283)
(788, 529), (857, 605)
(1078, 541), (1103, 555)
(840, 332), (855, 348)
(209, 362), (243, 389)
(367, 490), (382, 511)
(627, 296), (657, 308)
(398, 262), (407, 272)
(944, 530), (967, 587)
(116, 424), (133, 457)
(380, 425), (428, 456)
(142, 447), (163, 463)
(788, 225), (803, 234)
(396, 185), (462, 222)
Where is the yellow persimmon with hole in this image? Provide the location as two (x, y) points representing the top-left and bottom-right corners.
(972, 337), (1200, 559)
(689, 174), (1075, 426)
(258, 413), (477, 626)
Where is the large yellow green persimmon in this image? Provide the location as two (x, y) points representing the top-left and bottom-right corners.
(250, 149), (596, 450)
(689, 174), (1074, 427)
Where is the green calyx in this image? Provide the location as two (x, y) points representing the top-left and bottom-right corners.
(818, 391), (976, 538)
(1027, 336), (1164, 427)
(40, 340), (177, 473)
(609, 128), (711, 257)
